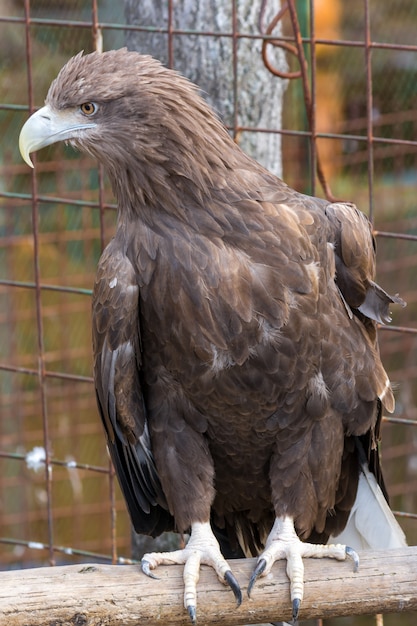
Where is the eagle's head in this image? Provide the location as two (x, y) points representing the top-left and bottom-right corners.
(19, 48), (240, 215)
(19, 48), (226, 170)
(21, 49), (193, 168)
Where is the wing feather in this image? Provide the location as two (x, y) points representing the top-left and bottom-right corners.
(93, 236), (173, 536)
(325, 202), (405, 322)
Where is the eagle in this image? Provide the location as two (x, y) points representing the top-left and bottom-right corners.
(19, 49), (406, 623)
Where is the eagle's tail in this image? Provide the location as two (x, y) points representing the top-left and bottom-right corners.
(330, 459), (407, 550)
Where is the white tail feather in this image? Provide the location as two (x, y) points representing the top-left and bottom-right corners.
(330, 463), (407, 550)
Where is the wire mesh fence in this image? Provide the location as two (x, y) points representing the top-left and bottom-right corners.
(0, 1), (416, 625)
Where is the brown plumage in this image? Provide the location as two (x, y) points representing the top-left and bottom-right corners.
(19, 48), (405, 621)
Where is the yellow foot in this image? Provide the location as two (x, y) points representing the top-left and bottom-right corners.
(142, 521), (242, 623)
(248, 516), (359, 622)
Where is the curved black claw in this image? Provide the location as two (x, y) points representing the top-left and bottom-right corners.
(141, 559), (160, 580)
(292, 597), (301, 623)
(345, 546), (360, 573)
(247, 557), (267, 597)
(187, 604), (197, 624)
(224, 569), (242, 607)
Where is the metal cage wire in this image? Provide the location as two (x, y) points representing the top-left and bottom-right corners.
(0, 4), (416, 625)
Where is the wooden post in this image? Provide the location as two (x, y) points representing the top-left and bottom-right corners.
(1, 547), (416, 625)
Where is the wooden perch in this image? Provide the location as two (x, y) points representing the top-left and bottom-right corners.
(1, 547), (417, 625)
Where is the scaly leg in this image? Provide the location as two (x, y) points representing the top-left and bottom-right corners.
(142, 521), (242, 623)
(248, 516), (359, 622)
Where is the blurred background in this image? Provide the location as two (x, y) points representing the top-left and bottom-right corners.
(0, 1), (416, 625)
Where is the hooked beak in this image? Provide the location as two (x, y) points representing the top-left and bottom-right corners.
(19, 104), (96, 167)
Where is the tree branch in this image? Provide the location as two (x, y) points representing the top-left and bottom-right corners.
(2, 547), (417, 625)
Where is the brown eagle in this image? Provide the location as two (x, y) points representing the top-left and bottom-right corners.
(19, 49), (405, 623)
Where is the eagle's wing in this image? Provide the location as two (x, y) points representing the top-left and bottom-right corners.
(92, 236), (173, 537)
(325, 202), (405, 323)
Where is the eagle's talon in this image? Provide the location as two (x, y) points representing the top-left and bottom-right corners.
(247, 557), (267, 597)
(187, 604), (197, 624)
(224, 569), (242, 607)
(141, 559), (160, 580)
(292, 597), (301, 622)
(345, 546), (360, 572)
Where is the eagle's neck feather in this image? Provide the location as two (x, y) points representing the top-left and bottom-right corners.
(104, 122), (247, 229)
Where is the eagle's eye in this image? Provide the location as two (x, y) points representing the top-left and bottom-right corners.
(80, 102), (98, 116)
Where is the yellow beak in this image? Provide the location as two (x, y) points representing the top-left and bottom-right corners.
(19, 104), (96, 167)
